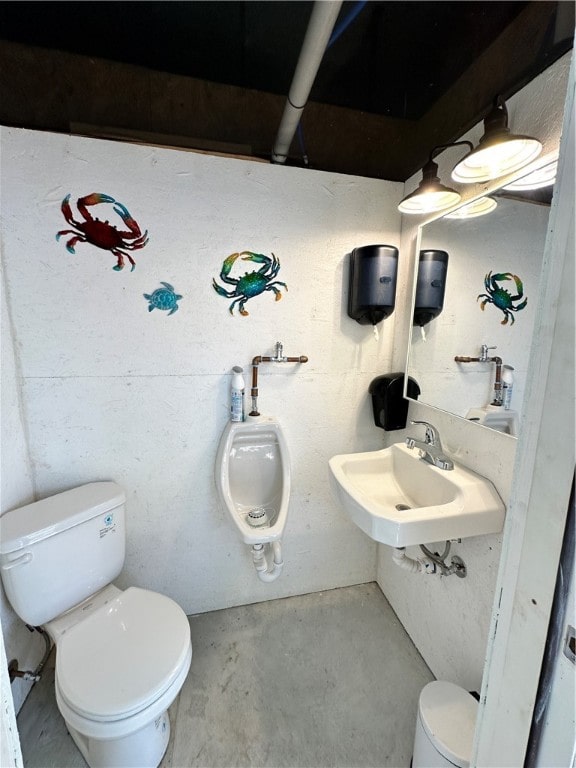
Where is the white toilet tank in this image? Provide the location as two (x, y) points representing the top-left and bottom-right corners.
(0, 482), (126, 627)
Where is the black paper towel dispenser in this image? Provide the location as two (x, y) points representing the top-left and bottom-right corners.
(348, 245), (398, 325)
(369, 373), (421, 431)
(413, 250), (449, 327)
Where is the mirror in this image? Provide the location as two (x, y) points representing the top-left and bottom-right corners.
(405, 161), (556, 436)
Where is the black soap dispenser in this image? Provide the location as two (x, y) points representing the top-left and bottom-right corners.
(348, 245), (398, 325)
(413, 250), (449, 327)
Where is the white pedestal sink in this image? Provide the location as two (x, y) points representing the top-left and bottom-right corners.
(329, 442), (505, 547)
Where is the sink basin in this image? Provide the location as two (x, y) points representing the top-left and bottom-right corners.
(328, 443), (505, 547)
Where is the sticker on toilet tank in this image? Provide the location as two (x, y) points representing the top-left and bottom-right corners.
(99, 513), (116, 538)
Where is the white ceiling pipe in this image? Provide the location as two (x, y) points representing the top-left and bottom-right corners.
(271, 0), (343, 164)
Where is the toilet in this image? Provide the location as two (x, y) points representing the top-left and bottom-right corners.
(412, 681), (479, 767)
(215, 415), (290, 545)
(0, 482), (192, 768)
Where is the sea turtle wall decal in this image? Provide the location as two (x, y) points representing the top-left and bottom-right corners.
(143, 283), (183, 315)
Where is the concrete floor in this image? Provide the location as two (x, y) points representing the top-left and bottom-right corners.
(17, 582), (434, 767)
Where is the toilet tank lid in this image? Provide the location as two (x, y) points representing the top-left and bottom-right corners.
(0, 482), (125, 555)
(418, 681), (478, 768)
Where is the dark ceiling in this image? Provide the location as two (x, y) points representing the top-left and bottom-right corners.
(0, 1), (573, 180)
(0, 1), (533, 118)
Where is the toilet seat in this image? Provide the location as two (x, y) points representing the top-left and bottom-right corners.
(56, 587), (191, 722)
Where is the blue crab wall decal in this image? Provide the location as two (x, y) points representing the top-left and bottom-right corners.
(478, 271), (527, 325)
(212, 251), (288, 316)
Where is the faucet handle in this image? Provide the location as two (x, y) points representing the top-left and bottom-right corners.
(480, 344), (496, 361)
(410, 420), (439, 445)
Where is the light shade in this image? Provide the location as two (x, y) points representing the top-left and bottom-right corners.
(398, 159), (461, 215)
(451, 97), (542, 184)
(445, 196), (497, 219)
(504, 160), (557, 191)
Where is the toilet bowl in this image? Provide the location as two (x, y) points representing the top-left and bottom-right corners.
(215, 415), (290, 544)
(412, 681), (478, 768)
(0, 482), (192, 768)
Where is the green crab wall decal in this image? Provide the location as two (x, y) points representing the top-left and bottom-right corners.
(478, 271), (527, 325)
(212, 251), (288, 316)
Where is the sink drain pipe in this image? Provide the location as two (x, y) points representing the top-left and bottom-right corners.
(252, 541), (284, 582)
(393, 542), (467, 578)
(393, 547), (437, 575)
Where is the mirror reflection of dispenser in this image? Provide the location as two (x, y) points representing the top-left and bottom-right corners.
(413, 250), (449, 339)
(347, 245), (398, 326)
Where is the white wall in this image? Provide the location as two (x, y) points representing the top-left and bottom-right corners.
(474, 52), (575, 765)
(0, 272), (37, 715)
(1, 618), (23, 768)
(377, 52), (571, 692)
(0, 127), (403, 623)
(533, 547), (575, 766)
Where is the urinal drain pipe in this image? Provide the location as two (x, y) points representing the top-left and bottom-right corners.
(251, 541), (284, 582)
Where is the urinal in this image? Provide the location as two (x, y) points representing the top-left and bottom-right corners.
(465, 405), (519, 436)
(215, 415), (290, 545)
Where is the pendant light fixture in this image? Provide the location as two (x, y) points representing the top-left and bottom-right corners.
(445, 196), (497, 219)
(451, 95), (542, 184)
(503, 159), (557, 191)
(398, 141), (472, 215)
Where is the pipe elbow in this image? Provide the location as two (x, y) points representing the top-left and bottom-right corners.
(256, 561), (284, 582)
(251, 542), (284, 582)
(392, 547), (436, 575)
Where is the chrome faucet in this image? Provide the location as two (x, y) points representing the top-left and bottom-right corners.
(405, 420), (454, 470)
